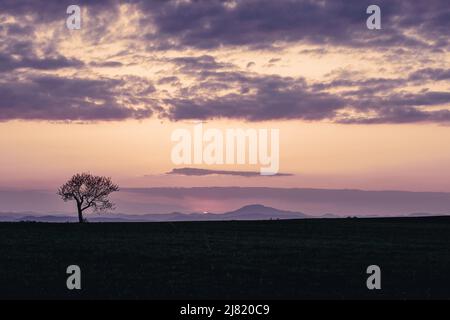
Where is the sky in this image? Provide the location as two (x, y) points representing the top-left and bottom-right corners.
(0, 0), (449, 214)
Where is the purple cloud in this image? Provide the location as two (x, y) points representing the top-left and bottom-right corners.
(139, 0), (449, 50)
(167, 168), (293, 177)
(0, 75), (154, 121)
(0, 1), (448, 123)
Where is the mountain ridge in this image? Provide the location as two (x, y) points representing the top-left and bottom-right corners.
(0, 204), (308, 222)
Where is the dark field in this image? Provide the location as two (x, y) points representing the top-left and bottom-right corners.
(1, 217), (450, 299)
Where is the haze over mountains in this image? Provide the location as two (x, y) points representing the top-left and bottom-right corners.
(0, 204), (311, 222)
(0, 204), (444, 223)
(2, 187), (450, 217)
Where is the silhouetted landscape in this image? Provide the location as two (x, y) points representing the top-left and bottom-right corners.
(1, 216), (450, 299)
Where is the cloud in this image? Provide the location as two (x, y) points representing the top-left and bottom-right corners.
(0, 18), (83, 72)
(0, 54), (84, 72)
(166, 168), (293, 177)
(0, 1), (448, 123)
(246, 62), (255, 68)
(89, 61), (123, 68)
(339, 103), (450, 124)
(0, 0), (114, 23)
(2, 1), (448, 51)
(408, 68), (450, 82)
(299, 48), (328, 56)
(162, 55), (450, 123)
(157, 76), (180, 85)
(139, 0), (449, 50)
(161, 55), (346, 121)
(0, 75), (154, 121)
(163, 88), (345, 122)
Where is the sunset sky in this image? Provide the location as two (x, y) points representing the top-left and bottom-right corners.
(0, 0), (449, 214)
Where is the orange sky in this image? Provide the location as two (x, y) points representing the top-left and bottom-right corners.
(2, 119), (450, 191)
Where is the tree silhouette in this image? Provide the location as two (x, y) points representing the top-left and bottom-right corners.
(57, 173), (119, 223)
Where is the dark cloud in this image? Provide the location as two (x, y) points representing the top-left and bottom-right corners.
(315, 68), (450, 92)
(162, 55), (450, 124)
(157, 76), (179, 85)
(299, 48), (328, 56)
(0, 0), (115, 23)
(89, 61), (123, 68)
(167, 168), (293, 177)
(338, 107), (450, 124)
(1, 1), (448, 50)
(171, 55), (232, 72)
(0, 18), (84, 72)
(138, 0), (449, 50)
(164, 88), (344, 122)
(408, 68), (450, 82)
(0, 54), (83, 72)
(341, 92), (450, 124)
(0, 75), (153, 121)
(162, 55), (344, 121)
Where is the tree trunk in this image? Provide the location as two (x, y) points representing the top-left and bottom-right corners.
(77, 202), (84, 223)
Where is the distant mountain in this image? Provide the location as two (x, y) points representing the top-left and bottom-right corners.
(0, 204), (308, 222)
(217, 204), (308, 220)
(0, 212), (39, 221)
(320, 213), (340, 219)
(1, 206), (447, 222)
(18, 215), (78, 223)
(408, 212), (435, 217)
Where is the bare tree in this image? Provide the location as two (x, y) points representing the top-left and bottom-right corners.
(57, 173), (119, 223)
